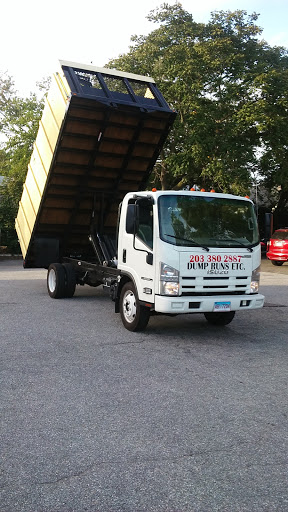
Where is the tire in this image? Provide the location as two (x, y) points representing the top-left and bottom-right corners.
(271, 260), (284, 266)
(204, 311), (235, 326)
(63, 263), (76, 297)
(47, 263), (66, 298)
(120, 281), (150, 332)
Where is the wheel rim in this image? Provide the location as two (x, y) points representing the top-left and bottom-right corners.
(48, 269), (56, 293)
(122, 289), (137, 323)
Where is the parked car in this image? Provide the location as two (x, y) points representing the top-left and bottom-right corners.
(266, 229), (288, 265)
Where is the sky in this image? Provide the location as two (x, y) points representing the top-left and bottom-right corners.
(1, 0), (288, 97)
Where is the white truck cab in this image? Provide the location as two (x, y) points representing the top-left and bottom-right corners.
(117, 190), (264, 329)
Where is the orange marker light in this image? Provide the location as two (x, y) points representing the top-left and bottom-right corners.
(152, 188), (157, 192)
(200, 188), (205, 192)
(190, 187), (195, 191)
(210, 189), (215, 193)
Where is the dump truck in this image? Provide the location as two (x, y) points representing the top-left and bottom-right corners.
(15, 61), (264, 331)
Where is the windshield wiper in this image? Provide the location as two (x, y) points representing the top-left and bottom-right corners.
(164, 234), (209, 251)
(209, 238), (253, 252)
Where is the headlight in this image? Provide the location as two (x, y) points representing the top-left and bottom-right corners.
(250, 266), (260, 294)
(160, 281), (180, 296)
(160, 263), (179, 296)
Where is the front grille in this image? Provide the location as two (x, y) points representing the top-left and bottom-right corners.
(203, 277), (229, 281)
(180, 275), (249, 296)
(182, 291), (246, 296)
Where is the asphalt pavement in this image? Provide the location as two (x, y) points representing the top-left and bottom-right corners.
(1, 258), (288, 512)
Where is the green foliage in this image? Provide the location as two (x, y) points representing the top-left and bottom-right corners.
(254, 62), (288, 224)
(108, 4), (288, 207)
(0, 72), (45, 252)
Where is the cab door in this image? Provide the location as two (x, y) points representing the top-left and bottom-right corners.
(118, 199), (156, 302)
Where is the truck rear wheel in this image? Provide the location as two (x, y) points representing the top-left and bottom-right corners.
(63, 263), (76, 297)
(120, 281), (150, 332)
(47, 263), (66, 298)
(204, 311), (235, 326)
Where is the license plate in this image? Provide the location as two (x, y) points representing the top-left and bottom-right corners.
(213, 301), (231, 312)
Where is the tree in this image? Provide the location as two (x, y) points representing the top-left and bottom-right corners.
(254, 55), (288, 227)
(107, 4), (288, 204)
(0, 72), (45, 252)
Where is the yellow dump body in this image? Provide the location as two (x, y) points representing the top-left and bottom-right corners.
(15, 61), (176, 267)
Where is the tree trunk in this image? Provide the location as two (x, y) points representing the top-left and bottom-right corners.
(160, 162), (169, 190)
(273, 187), (288, 229)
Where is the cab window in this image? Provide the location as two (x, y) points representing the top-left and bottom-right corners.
(136, 203), (153, 249)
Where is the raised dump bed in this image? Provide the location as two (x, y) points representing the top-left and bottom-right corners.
(15, 61), (176, 268)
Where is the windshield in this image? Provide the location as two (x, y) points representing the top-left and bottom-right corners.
(158, 195), (259, 249)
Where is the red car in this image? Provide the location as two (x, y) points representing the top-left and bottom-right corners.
(266, 229), (288, 266)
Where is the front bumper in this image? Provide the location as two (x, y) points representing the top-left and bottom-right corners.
(155, 293), (265, 314)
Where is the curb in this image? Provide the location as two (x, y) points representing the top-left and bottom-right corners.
(0, 255), (23, 260)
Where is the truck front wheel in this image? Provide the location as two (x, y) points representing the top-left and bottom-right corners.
(47, 263), (66, 298)
(120, 282), (150, 332)
(204, 311), (235, 326)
